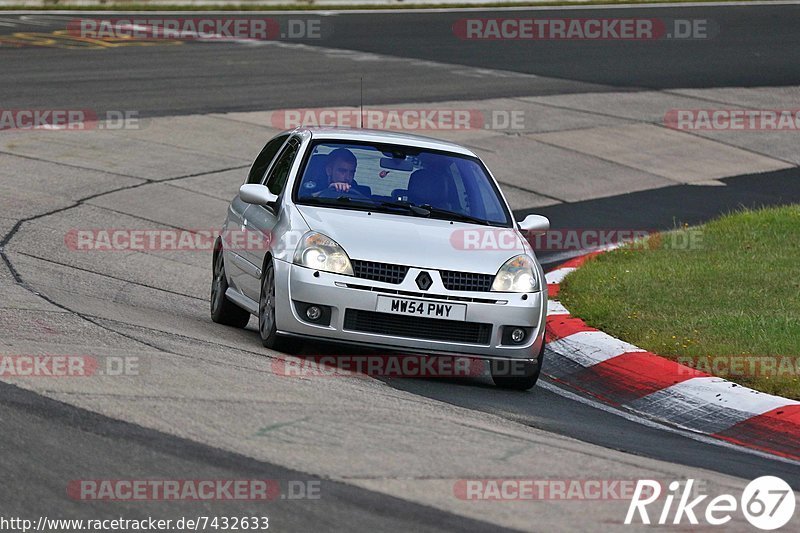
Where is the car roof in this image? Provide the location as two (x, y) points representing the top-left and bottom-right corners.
(287, 127), (477, 157)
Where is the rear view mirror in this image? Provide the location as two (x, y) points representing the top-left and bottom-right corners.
(239, 184), (278, 206)
(380, 157), (414, 171)
(518, 214), (549, 234)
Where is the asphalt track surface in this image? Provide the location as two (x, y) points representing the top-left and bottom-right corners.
(1, 3), (800, 116)
(3, 3), (800, 531)
(0, 380), (510, 532)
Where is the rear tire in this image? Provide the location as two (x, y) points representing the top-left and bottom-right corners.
(210, 250), (251, 328)
(490, 341), (545, 391)
(259, 261), (302, 354)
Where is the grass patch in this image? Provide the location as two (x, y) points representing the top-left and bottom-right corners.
(559, 204), (800, 400)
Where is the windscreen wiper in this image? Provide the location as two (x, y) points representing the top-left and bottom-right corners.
(418, 205), (494, 226)
(303, 196), (428, 217)
(304, 196), (375, 207)
(379, 201), (431, 217)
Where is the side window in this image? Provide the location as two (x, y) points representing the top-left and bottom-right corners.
(264, 138), (301, 196)
(246, 134), (289, 184)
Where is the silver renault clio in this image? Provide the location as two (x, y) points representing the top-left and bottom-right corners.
(211, 128), (550, 389)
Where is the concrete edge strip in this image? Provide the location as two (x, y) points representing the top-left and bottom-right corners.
(543, 250), (800, 461)
(5, 2), (800, 14)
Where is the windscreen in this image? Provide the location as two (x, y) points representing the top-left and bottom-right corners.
(294, 141), (511, 226)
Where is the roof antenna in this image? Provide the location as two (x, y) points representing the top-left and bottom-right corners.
(360, 77), (364, 129)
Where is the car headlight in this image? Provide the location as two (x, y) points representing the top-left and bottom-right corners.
(293, 231), (354, 275)
(491, 255), (537, 292)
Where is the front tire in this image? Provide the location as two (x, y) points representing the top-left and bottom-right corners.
(210, 251), (251, 328)
(259, 261), (302, 353)
(490, 341), (544, 391)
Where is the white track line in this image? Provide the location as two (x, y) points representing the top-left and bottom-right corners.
(629, 377), (800, 434)
(548, 330), (645, 367)
(545, 267), (575, 284)
(539, 379), (800, 467)
(547, 300), (570, 316)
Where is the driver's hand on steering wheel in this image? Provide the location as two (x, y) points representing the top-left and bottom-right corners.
(329, 182), (351, 192)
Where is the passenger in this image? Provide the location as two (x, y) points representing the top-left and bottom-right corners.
(406, 169), (450, 210)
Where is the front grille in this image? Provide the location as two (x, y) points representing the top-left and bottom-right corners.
(344, 309), (492, 344)
(341, 283), (503, 304)
(440, 270), (494, 292)
(352, 260), (408, 284)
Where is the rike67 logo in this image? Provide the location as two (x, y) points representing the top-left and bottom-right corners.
(625, 476), (795, 530)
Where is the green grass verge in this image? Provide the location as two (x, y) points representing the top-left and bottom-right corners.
(0, 0), (774, 12)
(559, 204), (800, 400)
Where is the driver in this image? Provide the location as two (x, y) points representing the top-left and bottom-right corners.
(318, 148), (357, 194)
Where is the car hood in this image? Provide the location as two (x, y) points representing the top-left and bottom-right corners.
(295, 205), (526, 274)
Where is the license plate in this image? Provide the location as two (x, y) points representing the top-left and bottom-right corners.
(376, 296), (467, 321)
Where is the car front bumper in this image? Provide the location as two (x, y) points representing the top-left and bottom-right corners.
(273, 259), (546, 361)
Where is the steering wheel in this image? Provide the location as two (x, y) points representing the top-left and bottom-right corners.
(317, 185), (370, 200)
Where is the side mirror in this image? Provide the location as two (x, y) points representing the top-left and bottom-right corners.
(240, 184), (278, 206)
(518, 214), (549, 234)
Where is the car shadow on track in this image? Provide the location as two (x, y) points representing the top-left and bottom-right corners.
(294, 339), (500, 388)
(266, 334), (800, 486)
